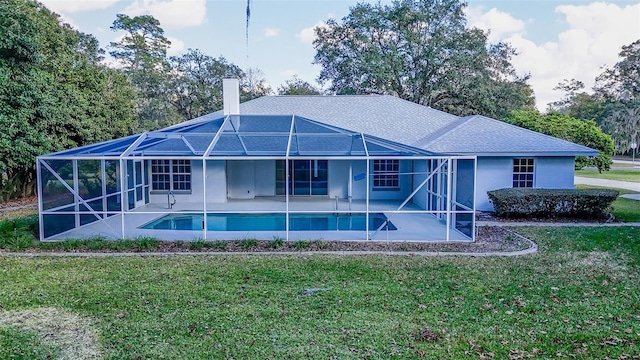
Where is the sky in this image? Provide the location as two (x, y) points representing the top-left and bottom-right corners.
(39, 0), (640, 111)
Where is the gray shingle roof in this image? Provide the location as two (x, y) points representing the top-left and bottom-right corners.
(416, 115), (599, 156)
(207, 95), (459, 145)
(203, 95), (598, 157)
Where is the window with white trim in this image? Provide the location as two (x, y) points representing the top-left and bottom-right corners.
(151, 160), (191, 191)
(373, 159), (399, 189)
(513, 158), (534, 188)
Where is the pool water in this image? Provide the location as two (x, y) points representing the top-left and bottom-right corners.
(140, 213), (397, 231)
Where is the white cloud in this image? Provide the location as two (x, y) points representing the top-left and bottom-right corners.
(297, 21), (328, 45)
(166, 37), (185, 55)
(39, 0), (119, 13)
(469, 3), (640, 111)
(264, 28), (281, 37)
(124, 0), (207, 29)
(465, 7), (526, 42)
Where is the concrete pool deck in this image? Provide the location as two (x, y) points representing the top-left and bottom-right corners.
(46, 198), (473, 242)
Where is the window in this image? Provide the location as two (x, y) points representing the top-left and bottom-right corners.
(513, 158), (534, 188)
(373, 160), (399, 189)
(151, 160), (191, 191)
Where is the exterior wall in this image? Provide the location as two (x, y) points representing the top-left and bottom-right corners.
(328, 160), (349, 199)
(534, 157), (575, 189)
(206, 160), (227, 202)
(475, 156), (576, 211)
(150, 158), (480, 208)
(455, 159), (475, 209)
(475, 157), (515, 211)
(254, 160), (275, 196)
(227, 160), (255, 199)
(351, 160), (413, 200)
(412, 160), (428, 210)
(147, 160), (228, 204)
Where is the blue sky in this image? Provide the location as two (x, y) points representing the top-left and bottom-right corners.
(41, 0), (640, 111)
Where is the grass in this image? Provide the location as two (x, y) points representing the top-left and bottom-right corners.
(576, 185), (640, 222)
(575, 168), (640, 182)
(0, 327), (61, 359)
(0, 226), (638, 358)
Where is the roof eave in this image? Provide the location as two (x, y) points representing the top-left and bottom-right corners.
(444, 151), (600, 157)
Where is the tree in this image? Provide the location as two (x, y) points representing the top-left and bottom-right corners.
(241, 67), (272, 101)
(109, 14), (179, 130)
(278, 76), (322, 95)
(594, 40), (640, 153)
(0, 0), (136, 200)
(547, 79), (604, 121)
(168, 49), (244, 119)
(504, 110), (614, 172)
(313, 0), (534, 119)
(598, 100), (640, 154)
(109, 14), (170, 71)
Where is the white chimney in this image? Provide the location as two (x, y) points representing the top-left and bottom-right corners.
(223, 78), (240, 115)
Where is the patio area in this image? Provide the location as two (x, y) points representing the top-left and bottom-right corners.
(47, 198), (473, 242)
(37, 113), (476, 242)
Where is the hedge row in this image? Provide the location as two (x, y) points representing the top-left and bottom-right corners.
(487, 188), (619, 218)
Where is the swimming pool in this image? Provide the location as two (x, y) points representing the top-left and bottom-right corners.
(140, 213), (397, 231)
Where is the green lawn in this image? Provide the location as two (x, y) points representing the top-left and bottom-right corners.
(1, 226), (639, 359)
(576, 185), (640, 222)
(575, 168), (640, 182)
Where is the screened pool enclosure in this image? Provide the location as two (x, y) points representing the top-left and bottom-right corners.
(37, 114), (477, 242)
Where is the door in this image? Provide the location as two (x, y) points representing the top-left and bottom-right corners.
(134, 160), (145, 208)
(276, 160), (328, 196)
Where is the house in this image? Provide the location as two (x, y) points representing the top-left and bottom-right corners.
(226, 95), (598, 211)
(36, 79), (596, 242)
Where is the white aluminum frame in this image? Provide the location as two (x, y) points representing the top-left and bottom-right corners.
(36, 114), (477, 242)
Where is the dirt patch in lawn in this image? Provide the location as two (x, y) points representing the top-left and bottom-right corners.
(0, 307), (102, 360)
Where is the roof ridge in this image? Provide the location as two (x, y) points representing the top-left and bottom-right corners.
(413, 115), (474, 148)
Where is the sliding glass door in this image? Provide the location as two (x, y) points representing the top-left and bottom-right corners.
(276, 160), (328, 196)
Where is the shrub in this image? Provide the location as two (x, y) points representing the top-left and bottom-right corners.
(0, 216), (38, 250)
(269, 236), (284, 248)
(488, 188), (619, 218)
(237, 238), (258, 248)
(294, 241), (310, 249)
(210, 240), (227, 250)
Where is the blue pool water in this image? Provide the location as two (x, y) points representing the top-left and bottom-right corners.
(140, 213), (397, 231)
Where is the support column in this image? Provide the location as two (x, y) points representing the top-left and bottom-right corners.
(365, 159), (370, 240)
(202, 159), (207, 240)
(445, 158), (452, 241)
(119, 158), (126, 239)
(36, 159), (44, 241)
(285, 158), (290, 241)
(73, 159), (79, 228)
